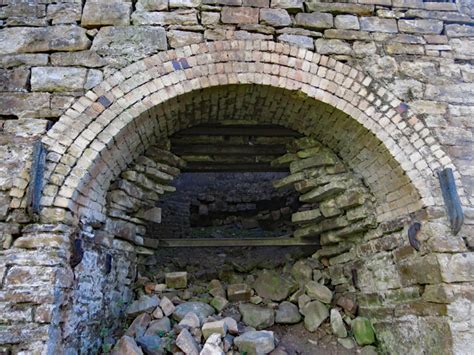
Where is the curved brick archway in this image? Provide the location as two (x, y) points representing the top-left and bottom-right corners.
(40, 40), (465, 227)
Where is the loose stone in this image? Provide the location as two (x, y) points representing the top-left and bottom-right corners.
(234, 330), (275, 355)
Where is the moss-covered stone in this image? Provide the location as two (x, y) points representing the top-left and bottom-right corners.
(352, 317), (376, 346)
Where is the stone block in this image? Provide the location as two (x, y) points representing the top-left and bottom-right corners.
(301, 300), (329, 332)
(0, 68), (29, 92)
(234, 331), (275, 354)
(92, 26), (167, 61)
(294, 215), (349, 238)
(360, 17), (398, 33)
(239, 303), (275, 329)
(203, 0), (242, 5)
(290, 153), (335, 173)
(81, 0), (132, 27)
(335, 15), (360, 30)
(176, 329), (200, 355)
(305, 281), (332, 304)
(31, 67), (87, 93)
(277, 34), (314, 49)
(170, 0), (201, 7)
(295, 12), (333, 30)
(165, 271), (188, 289)
(202, 320), (228, 339)
(137, 0), (168, 11)
(47, 3), (82, 24)
(398, 255), (442, 286)
(305, 1), (374, 16)
(446, 24), (474, 38)
(167, 30), (203, 48)
(398, 19), (443, 35)
(300, 181), (347, 203)
(50, 51), (106, 68)
(315, 38), (352, 55)
(292, 209), (322, 224)
(227, 283), (252, 301)
(132, 10), (198, 25)
(0, 26), (91, 55)
(221, 7), (259, 24)
(260, 8), (291, 27)
(244, 0), (269, 6)
(437, 253), (474, 283)
(270, 0), (303, 12)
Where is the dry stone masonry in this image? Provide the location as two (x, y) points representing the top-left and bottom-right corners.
(0, 0), (473, 354)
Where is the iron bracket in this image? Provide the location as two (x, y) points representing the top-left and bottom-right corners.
(438, 168), (464, 235)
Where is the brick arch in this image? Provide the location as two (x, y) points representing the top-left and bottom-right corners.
(41, 40), (464, 225)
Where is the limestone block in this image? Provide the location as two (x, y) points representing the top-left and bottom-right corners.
(50, 51), (106, 68)
(260, 8), (291, 27)
(315, 38), (352, 55)
(305, 281), (333, 303)
(305, 1), (374, 16)
(330, 309), (347, 338)
(167, 30), (204, 48)
(85, 69), (103, 90)
(253, 269), (296, 301)
(294, 216), (348, 238)
(92, 26), (167, 61)
(0, 68), (29, 92)
(136, 0), (168, 11)
(202, 320), (228, 339)
(132, 10), (198, 25)
(238, 303), (275, 329)
(82, 0), (132, 27)
(221, 6), (259, 24)
(446, 24), (474, 38)
(0, 26), (91, 55)
(165, 271), (188, 288)
(360, 17), (398, 33)
(295, 12), (333, 30)
(300, 181), (347, 203)
(398, 19), (443, 35)
(275, 301), (301, 324)
(270, 0), (303, 12)
(450, 38), (474, 60)
(173, 302), (215, 322)
(31, 67), (87, 93)
(335, 15), (360, 30)
(292, 209), (323, 224)
(234, 331), (275, 354)
(202, 11), (221, 25)
(227, 283), (252, 301)
(277, 34), (314, 49)
(47, 3), (82, 24)
(244, 0), (269, 6)
(438, 253), (474, 283)
(301, 300), (329, 332)
(170, 0), (201, 8)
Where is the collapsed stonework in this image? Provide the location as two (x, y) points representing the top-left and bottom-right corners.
(0, 0), (473, 354)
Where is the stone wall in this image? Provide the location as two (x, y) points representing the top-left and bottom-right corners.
(0, 0), (473, 353)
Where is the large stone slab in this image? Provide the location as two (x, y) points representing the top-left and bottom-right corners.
(301, 300), (329, 332)
(398, 19), (443, 34)
(295, 12), (333, 30)
(234, 330), (275, 355)
(31, 67), (88, 93)
(82, 0), (132, 27)
(360, 17), (398, 33)
(253, 269), (296, 301)
(221, 7), (259, 24)
(0, 26), (91, 55)
(239, 303), (275, 329)
(91, 26), (167, 61)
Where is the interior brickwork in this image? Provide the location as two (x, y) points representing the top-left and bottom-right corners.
(0, 0), (473, 354)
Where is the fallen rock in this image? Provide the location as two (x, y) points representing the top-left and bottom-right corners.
(234, 330), (275, 355)
(360, 345), (378, 354)
(201, 333), (224, 355)
(305, 281), (333, 304)
(126, 295), (160, 317)
(176, 328), (200, 355)
(291, 260), (313, 283)
(338, 337), (355, 350)
(352, 317), (375, 346)
(301, 301), (329, 332)
(145, 317), (172, 336)
(239, 304), (275, 329)
(208, 279), (226, 298)
(330, 309), (347, 338)
(275, 301), (302, 324)
(202, 320), (228, 339)
(174, 302), (215, 322)
(159, 296), (175, 317)
(253, 270), (296, 302)
(179, 312), (201, 329)
(166, 271), (188, 289)
(112, 336), (143, 355)
(152, 306), (164, 319)
(126, 313), (151, 338)
(136, 335), (164, 354)
(227, 283), (252, 302)
(210, 296), (228, 312)
(222, 317), (239, 335)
